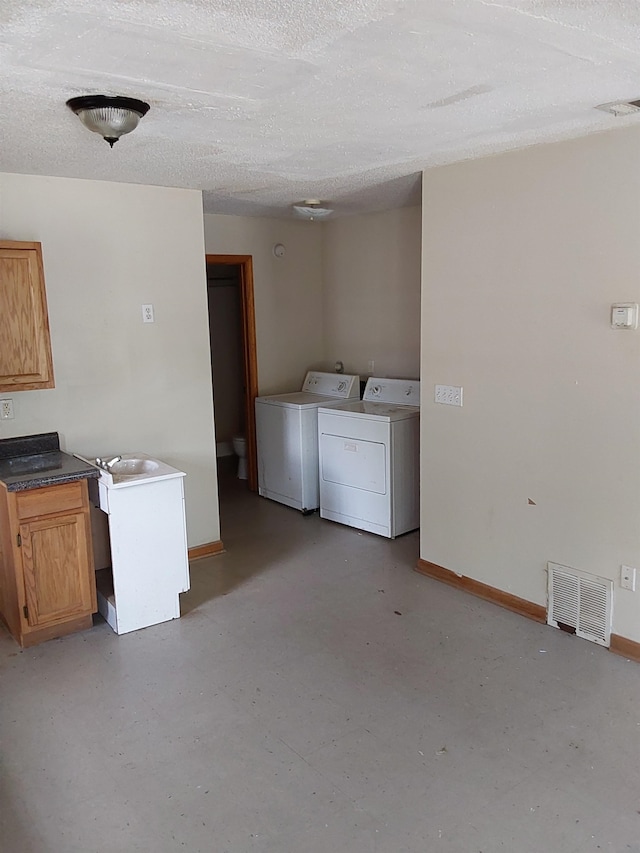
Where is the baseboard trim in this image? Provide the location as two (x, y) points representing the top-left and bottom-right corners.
(416, 559), (640, 662)
(188, 540), (225, 561)
(610, 634), (640, 663)
(415, 559), (546, 623)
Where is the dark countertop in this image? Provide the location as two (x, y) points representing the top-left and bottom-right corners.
(0, 432), (99, 493)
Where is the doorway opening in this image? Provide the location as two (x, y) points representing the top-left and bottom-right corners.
(206, 254), (258, 492)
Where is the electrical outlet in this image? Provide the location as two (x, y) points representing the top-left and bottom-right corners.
(142, 304), (154, 323)
(621, 565), (636, 591)
(435, 384), (463, 406)
(0, 399), (14, 420)
(368, 360), (375, 374)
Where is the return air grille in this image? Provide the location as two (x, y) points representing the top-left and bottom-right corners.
(547, 562), (612, 647)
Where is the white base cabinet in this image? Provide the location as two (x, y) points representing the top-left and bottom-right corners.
(90, 462), (189, 635)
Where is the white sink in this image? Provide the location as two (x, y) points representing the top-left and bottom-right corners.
(85, 451), (189, 636)
(109, 457), (160, 477)
(85, 452), (185, 488)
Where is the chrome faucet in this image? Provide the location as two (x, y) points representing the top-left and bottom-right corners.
(95, 455), (122, 471)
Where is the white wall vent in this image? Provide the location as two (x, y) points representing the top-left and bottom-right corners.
(547, 562), (612, 647)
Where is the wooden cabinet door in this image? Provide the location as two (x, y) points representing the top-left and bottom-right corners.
(0, 241), (54, 391)
(20, 511), (94, 628)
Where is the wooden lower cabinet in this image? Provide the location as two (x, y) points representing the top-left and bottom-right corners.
(0, 479), (97, 647)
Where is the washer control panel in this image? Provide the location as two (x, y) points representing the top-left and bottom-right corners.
(302, 371), (360, 398)
(363, 377), (420, 406)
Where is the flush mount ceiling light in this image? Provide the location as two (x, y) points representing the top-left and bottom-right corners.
(66, 95), (150, 147)
(292, 199), (334, 220)
(595, 98), (640, 117)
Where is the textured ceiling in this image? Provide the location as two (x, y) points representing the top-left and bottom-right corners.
(2, 0), (640, 218)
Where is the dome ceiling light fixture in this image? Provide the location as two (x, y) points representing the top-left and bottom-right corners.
(292, 199), (334, 220)
(66, 95), (150, 147)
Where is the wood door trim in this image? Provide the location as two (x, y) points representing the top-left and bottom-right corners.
(210, 254), (252, 264)
(206, 254), (259, 491)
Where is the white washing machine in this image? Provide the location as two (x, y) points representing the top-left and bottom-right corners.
(255, 371), (360, 513)
(318, 377), (420, 538)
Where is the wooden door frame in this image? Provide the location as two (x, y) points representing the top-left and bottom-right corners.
(206, 254), (259, 491)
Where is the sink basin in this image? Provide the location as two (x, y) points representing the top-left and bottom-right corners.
(89, 452), (184, 489)
(109, 458), (160, 477)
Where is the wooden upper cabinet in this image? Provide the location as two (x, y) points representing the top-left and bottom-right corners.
(0, 240), (54, 392)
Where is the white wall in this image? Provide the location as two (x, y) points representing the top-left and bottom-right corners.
(203, 214), (325, 395)
(0, 173), (219, 549)
(420, 127), (640, 643)
(322, 207), (421, 379)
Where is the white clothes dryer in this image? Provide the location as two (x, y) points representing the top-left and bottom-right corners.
(255, 371), (360, 513)
(318, 377), (420, 538)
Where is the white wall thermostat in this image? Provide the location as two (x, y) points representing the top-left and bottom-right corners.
(611, 303), (638, 329)
(273, 243), (286, 258)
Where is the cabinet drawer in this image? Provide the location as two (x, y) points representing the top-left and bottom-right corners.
(15, 481), (86, 520)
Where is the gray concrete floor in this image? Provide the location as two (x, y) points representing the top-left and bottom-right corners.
(2, 461), (640, 852)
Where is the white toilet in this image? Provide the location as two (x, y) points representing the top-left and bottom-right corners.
(232, 435), (247, 480)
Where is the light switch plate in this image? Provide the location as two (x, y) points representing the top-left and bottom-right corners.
(435, 385), (463, 406)
(621, 565), (636, 591)
(611, 303), (638, 329)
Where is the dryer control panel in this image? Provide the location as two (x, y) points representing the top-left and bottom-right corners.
(363, 377), (420, 406)
(302, 371), (360, 398)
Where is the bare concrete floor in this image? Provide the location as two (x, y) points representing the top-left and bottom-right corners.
(2, 463), (640, 852)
